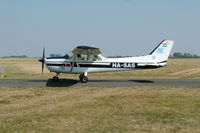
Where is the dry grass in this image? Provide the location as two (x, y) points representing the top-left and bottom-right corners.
(0, 86), (200, 133)
(0, 58), (200, 79)
(1, 58), (200, 132)
(0, 58), (50, 79)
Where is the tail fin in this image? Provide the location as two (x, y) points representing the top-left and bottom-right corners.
(149, 40), (174, 63)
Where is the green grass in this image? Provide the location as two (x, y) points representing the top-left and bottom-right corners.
(0, 86), (200, 133)
(0, 99), (10, 104)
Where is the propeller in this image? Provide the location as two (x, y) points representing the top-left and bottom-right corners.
(38, 47), (45, 74)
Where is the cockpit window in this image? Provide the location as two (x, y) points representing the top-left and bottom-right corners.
(76, 54), (101, 61)
(64, 51), (102, 61)
(64, 51), (73, 59)
(77, 54), (87, 60)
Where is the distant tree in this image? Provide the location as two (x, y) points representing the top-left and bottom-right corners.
(173, 52), (183, 58)
(193, 54), (199, 58)
(2, 55), (28, 58)
(171, 52), (200, 58)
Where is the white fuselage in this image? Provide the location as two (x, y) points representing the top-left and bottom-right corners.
(45, 55), (166, 74)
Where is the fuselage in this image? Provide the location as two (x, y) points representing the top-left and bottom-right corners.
(45, 55), (166, 74)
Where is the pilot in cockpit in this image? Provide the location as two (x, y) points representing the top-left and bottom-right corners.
(93, 55), (98, 61)
(77, 54), (84, 60)
(64, 54), (70, 59)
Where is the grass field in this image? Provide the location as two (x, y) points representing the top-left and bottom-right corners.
(0, 58), (200, 79)
(0, 58), (200, 133)
(0, 86), (200, 133)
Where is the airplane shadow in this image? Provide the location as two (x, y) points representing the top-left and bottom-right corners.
(46, 78), (79, 87)
(130, 80), (154, 83)
(89, 79), (154, 83)
(44, 78), (154, 87)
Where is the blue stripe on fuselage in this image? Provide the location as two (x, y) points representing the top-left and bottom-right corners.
(46, 56), (65, 59)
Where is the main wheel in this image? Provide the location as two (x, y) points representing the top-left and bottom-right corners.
(52, 76), (59, 82)
(81, 76), (88, 83)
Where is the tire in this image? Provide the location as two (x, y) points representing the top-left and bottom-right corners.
(81, 76), (88, 83)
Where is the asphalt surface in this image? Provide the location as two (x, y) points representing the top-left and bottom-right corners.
(0, 78), (200, 87)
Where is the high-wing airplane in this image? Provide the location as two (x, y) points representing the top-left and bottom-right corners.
(39, 40), (174, 83)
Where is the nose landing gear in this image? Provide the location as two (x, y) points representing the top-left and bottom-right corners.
(52, 73), (60, 82)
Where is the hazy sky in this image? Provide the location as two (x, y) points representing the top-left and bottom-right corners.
(0, 0), (200, 57)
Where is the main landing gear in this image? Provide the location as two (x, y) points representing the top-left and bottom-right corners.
(52, 72), (88, 83)
(79, 73), (88, 83)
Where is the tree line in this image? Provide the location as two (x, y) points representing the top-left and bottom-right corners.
(108, 52), (200, 58)
(170, 52), (200, 58)
(1, 55), (28, 58)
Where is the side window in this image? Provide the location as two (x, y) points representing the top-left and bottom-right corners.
(93, 55), (98, 61)
(90, 55), (101, 61)
(76, 54), (101, 61)
(77, 54), (87, 60)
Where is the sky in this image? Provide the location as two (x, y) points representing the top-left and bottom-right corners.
(0, 0), (200, 57)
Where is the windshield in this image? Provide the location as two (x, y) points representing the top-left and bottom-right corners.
(64, 51), (73, 59)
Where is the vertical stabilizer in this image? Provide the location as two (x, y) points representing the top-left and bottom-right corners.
(149, 40), (174, 62)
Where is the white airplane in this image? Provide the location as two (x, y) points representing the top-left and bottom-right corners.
(39, 40), (174, 83)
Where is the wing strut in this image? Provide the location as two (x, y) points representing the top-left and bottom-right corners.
(70, 50), (77, 72)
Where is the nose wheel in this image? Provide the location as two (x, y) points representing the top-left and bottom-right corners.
(79, 74), (88, 83)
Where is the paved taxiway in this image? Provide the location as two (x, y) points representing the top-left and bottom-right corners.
(0, 78), (200, 87)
